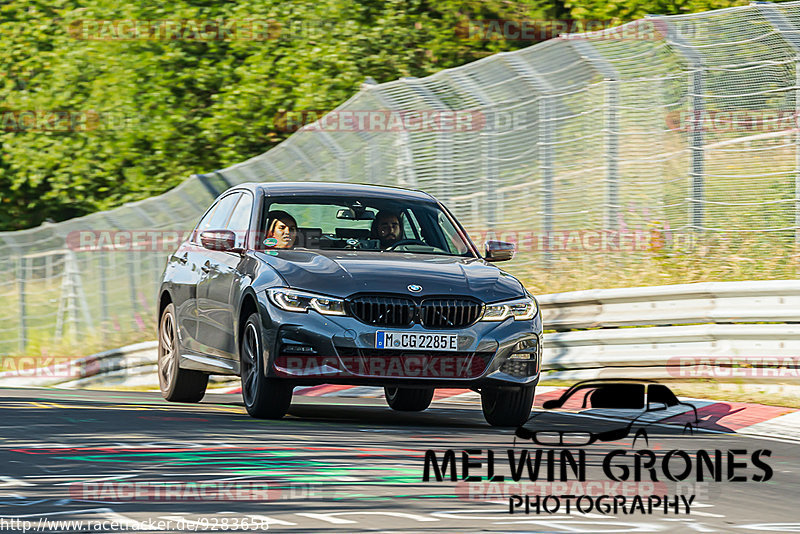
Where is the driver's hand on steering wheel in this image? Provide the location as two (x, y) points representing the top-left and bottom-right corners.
(384, 238), (430, 251)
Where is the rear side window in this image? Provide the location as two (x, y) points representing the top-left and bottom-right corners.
(648, 384), (679, 406)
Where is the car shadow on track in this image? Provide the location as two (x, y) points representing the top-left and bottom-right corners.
(286, 403), (490, 429)
(206, 393), (492, 429)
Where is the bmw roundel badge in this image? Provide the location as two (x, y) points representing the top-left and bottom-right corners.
(407, 284), (422, 292)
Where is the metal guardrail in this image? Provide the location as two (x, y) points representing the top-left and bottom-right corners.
(0, 281), (797, 389)
(0, 341), (157, 389)
(538, 280), (800, 329)
(539, 280), (800, 382)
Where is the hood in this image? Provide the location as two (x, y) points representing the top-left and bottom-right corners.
(254, 249), (525, 301)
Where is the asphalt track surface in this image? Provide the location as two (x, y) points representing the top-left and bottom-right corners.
(1, 387), (799, 533)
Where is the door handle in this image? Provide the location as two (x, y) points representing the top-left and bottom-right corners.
(201, 260), (212, 273)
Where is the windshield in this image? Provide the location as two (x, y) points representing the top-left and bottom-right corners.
(258, 195), (475, 257)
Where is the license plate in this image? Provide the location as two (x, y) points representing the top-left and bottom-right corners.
(375, 331), (458, 351)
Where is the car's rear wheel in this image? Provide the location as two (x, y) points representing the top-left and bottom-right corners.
(480, 385), (535, 426)
(240, 312), (293, 419)
(384, 387), (435, 412)
(158, 303), (208, 402)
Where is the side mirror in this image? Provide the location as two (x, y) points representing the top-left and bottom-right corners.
(647, 401), (668, 412)
(485, 240), (515, 262)
(542, 399), (562, 410)
(200, 230), (239, 252)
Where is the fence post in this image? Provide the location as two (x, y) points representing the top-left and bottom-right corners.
(482, 132), (498, 232)
(364, 85), (420, 190)
(401, 77), (453, 204)
(755, 2), (800, 252)
(568, 40), (620, 231)
(653, 16), (705, 231)
(539, 96), (554, 267)
(315, 131), (348, 182)
(17, 256), (26, 354)
(500, 55), (560, 266)
(128, 249), (138, 330)
(287, 145), (317, 178)
(367, 143), (380, 185)
(259, 157), (289, 182)
(99, 251), (109, 341)
(445, 70), (498, 237)
(689, 68), (705, 230)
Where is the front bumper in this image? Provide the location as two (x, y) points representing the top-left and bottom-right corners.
(260, 301), (542, 388)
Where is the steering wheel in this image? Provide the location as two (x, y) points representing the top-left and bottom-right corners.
(385, 239), (429, 251)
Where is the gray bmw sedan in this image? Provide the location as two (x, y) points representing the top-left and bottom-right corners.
(157, 182), (542, 426)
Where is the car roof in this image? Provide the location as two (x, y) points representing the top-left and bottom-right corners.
(560, 379), (657, 395)
(227, 182), (437, 202)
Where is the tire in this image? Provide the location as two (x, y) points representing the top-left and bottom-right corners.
(480, 386), (535, 427)
(158, 303), (208, 402)
(384, 387), (434, 412)
(240, 312), (293, 419)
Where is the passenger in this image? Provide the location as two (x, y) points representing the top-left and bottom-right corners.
(265, 210), (297, 249)
(371, 210), (402, 249)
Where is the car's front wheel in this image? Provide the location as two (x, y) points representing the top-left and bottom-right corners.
(480, 385), (535, 426)
(384, 387), (434, 412)
(158, 303), (208, 402)
(240, 312), (293, 419)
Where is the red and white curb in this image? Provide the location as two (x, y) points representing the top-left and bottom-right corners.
(215, 384), (799, 440)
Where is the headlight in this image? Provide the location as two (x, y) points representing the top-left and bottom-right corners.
(480, 296), (538, 321)
(267, 288), (347, 316)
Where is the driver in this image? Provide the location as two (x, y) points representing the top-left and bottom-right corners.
(371, 211), (402, 249)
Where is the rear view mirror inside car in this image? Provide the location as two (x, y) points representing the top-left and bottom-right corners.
(336, 207), (375, 220)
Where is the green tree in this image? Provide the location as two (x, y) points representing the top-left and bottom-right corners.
(0, 0), (756, 230)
